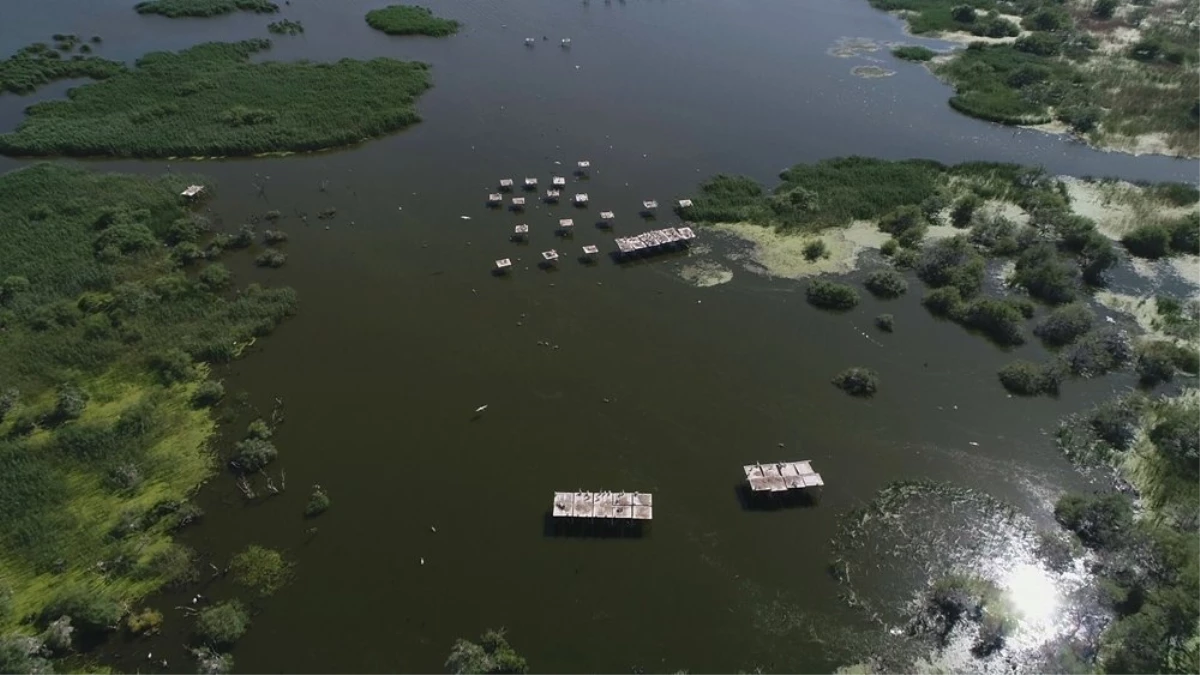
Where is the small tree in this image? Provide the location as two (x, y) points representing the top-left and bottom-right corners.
(875, 314), (895, 332)
(1034, 303), (1095, 347)
(246, 418), (272, 440)
(1053, 492), (1132, 550)
(1121, 224), (1171, 259)
(195, 601), (249, 647)
(446, 629), (529, 674)
(230, 545), (291, 597)
(832, 367), (878, 397)
(150, 348), (194, 384)
(802, 239), (828, 261)
(864, 269), (908, 298)
(1092, 0), (1118, 19)
(198, 263), (232, 292)
(951, 4), (977, 22)
(998, 360), (1061, 396)
(192, 380), (225, 408)
(305, 485), (331, 517)
(806, 280), (860, 311)
(192, 646), (234, 675)
(1135, 341), (1177, 386)
(951, 194), (981, 227)
(232, 438), (278, 472)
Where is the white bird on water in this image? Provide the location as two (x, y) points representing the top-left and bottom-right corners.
(474, 404), (489, 413)
(420, 557), (426, 566)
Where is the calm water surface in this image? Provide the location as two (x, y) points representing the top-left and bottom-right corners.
(2, 0), (1196, 672)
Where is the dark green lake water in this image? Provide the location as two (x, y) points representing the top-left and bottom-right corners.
(1, 0), (1196, 672)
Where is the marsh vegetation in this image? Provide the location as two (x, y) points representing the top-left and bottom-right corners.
(134, 0), (279, 18)
(0, 163), (295, 655)
(366, 5), (461, 37)
(1, 41), (123, 95)
(0, 40), (433, 158)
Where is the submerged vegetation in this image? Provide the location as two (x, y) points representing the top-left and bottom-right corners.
(869, 0), (1200, 156)
(1, 41), (124, 95)
(366, 5), (461, 36)
(0, 163), (295, 655)
(832, 367), (879, 397)
(134, 0), (279, 18)
(0, 40), (433, 158)
(267, 19), (304, 35)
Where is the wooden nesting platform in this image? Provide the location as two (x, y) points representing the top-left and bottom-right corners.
(545, 189), (561, 202)
(677, 199), (693, 208)
(513, 224), (529, 240)
(599, 211), (614, 220)
(552, 176), (567, 187)
(642, 200), (658, 210)
(558, 218), (575, 230)
(541, 249), (560, 262)
(499, 179), (514, 190)
(181, 185), (205, 198)
(552, 491), (653, 520)
(574, 193), (589, 205)
(524, 177), (538, 188)
(487, 193), (503, 205)
(581, 244), (599, 255)
(744, 461), (824, 493)
(511, 197), (526, 210)
(494, 258), (512, 271)
(614, 226), (696, 258)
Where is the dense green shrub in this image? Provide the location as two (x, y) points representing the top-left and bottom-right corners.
(916, 236), (985, 297)
(195, 601), (249, 646)
(893, 45), (937, 61)
(230, 545), (291, 596)
(1166, 213), (1199, 255)
(1135, 341), (1180, 386)
(231, 438), (276, 472)
(446, 629), (529, 675)
(864, 269), (908, 298)
(1034, 303), (1094, 346)
(41, 585), (123, 633)
(198, 263), (232, 292)
(1152, 183), (1200, 207)
(1122, 224), (1171, 259)
(135, 0), (278, 17)
(922, 286), (964, 317)
(365, 5), (460, 36)
(950, 194), (981, 227)
(832, 367), (879, 397)
(0, 40), (433, 158)
(267, 19), (304, 35)
(1061, 327), (1133, 377)
(1013, 243), (1077, 304)
(254, 248), (287, 268)
(961, 298), (1026, 345)
(803, 239), (828, 261)
(1092, 0), (1118, 18)
(1149, 398), (1199, 479)
(875, 314), (895, 332)
(998, 360), (1062, 395)
(305, 485), (331, 517)
(806, 279), (860, 310)
(1054, 492), (1132, 549)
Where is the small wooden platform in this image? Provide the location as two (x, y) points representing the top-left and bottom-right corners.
(495, 258), (512, 270)
(743, 461), (823, 493)
(511, 197), (526, 210)
(513, 224), (529, 239)
(599, 211), (614, 220)
(181, 185), (204, 198)
(524, 177), (538, 188)
(574, 193), (589, 205)
(642, 200), (658, 210)
(545, 189), (561, 202)
(541, 249), (559, 262)
(552, 491), (653, 520)
(558, 218), (574, 230)
(677, 199), (693, 208)
(499, 179), (514, 190)
(552, 176), (567, 187)
(581, 245), (599, 255)
(614, 226), (697, 257)
(487, 193), (503, 205)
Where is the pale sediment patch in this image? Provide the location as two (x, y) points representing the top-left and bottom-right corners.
(709, 220), (888, 280)
(1168, 255), (1200, 288)
(828, 37), (883, 58)
(677, 259), (734, 287)
(1061, 177), (1143, 239)
(851, 65), (896, 78)
(980, 199), (1031, 226)
(1094, 290), (1200, 345)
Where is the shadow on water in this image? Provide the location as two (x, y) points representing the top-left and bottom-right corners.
(541, 512), (649, 539)
(734, 484), (822, 512)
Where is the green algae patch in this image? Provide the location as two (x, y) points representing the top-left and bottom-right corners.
(0, 39), (432, 158)
(135, 0), (279, 18)
(366, 5), (460, 37)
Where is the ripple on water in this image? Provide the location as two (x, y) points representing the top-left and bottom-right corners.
(830, 480), (1103, 674)
(677, 259), (734, 287)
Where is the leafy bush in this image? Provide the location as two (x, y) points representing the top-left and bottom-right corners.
(150, 348), (193, 384)
(305, 485), (331, 517)
(1013, 243), (1077, 304)
(832, 367), (879, 397)
(998, 360), (1061, 395)
(262, 229), (288, 244)
(922, 286), (964, 317)
(1092, 0), (1118, 18)
(880, 239), (899, 256)
(365, 5), (460, 36)
(875, 314), (895, 332)
(0, 40), (433, 158)
(230, 545), (291, 596)
(192, 379), (225, 407)
(127, 608), (164, 635)
(916, 236), (985, 297)
(198, 263), (232, 292)
(1121, 224), (1171, 259)
(864, 269), (908, 298)
(246, 418), (272, 440)
(1061, 327), (1133, 378)
(1152, 182), (1200, 206)
(195, 601), (249, 646)
(1135, 341), (1179, 386)
(1034, 303), (1094, 346)
(1054, 492), (1132, 549)
(1166, 213), (1199, 255)
(960, 298), (1026, 346)
(446, 629), (529, 675)
(893, 45), (937, 61)
(254, 249), (287, 268)
(950, 193), (981, 227)
(231, 438), (277, 472)
(267, 19), (304, 35)
(42, 585), (123, 633)
(806, 279), (860, 310)
(1149, 398), (1199, 479)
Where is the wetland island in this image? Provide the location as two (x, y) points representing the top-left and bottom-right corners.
(0, 0), (1195, 673)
